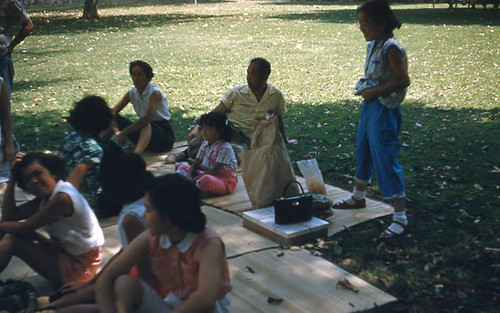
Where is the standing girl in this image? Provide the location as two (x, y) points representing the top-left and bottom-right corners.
(95, 174), (232, 313)
(177, 111), (238, 196)
(111, 60), (175, 154)
(333, 0), (410, 239)
(0, 152), (104, 287)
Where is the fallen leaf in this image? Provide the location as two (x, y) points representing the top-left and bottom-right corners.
(267, 297), (283, 305)
(474, 184), (483, 190)
(336, 278), (360, 293)
(491, 166), (500, 174)
(459, 209), (474, 219)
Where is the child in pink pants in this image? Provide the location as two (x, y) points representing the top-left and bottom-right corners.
(176, 111), (237, 195)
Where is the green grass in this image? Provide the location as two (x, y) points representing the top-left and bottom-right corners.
(11, 1), (500, 312)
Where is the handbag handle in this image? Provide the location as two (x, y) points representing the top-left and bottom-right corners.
(282, 180), (305, 197)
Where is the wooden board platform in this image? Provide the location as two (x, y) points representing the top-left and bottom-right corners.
(0, 143), (398, 311)
(0, 205), (396, 312)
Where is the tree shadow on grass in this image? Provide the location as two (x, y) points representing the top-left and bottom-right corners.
(284, 99), (499, 211)
(284, 99), (499, 313)
(27, 0), (235, 14)
(31, 12), (233, 36)
(267, 6), (500, 26)
(13, 77), (68, 93)
(13, 106), (193, 152)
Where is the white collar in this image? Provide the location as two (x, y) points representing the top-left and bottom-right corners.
(242, 83), (274, 96)
(159, 232), (197, 253)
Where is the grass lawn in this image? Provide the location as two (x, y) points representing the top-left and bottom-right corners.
(10, 0), (500, 312)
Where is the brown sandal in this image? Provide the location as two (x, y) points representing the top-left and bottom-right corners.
(379, 221), (406, 239)
(332, 197), (366, 209)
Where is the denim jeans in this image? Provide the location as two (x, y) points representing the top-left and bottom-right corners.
(354, 98), (405, 199)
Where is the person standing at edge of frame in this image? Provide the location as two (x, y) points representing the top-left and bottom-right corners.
(332, 0), (410, 239)
(0, 0), (34, 97)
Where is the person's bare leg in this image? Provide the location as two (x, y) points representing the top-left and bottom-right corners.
(355, 182), (367, 192)
(114, 275), (144, 313)
(57, 304), (99, 313)
(0, 233), (63, 286)
(134, 124), (152, 154)
(393, 197), (405, 213)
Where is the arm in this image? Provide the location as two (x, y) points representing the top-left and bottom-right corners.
(7, 18), (33, 55)
(112, 92), (131, 117)
(111, 92), (130, 139)
(67, 163), (94, 190)
(0, 193), (73, 235)
(201, 162), (224, 177)
(360, 46), (410, 101)
(96, 230), (150, 313)
(1, 153), (39, 222)
(1, 177), (39, 222)
(121, 214), (162, 291)
(173, 238), (225, 313)
(277, 116), (288, 143)
(0, 82), (14, 162)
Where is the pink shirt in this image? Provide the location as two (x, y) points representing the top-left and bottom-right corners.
(148, 227), (232, 301)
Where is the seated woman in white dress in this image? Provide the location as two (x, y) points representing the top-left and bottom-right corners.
(0, 152), (104, 288)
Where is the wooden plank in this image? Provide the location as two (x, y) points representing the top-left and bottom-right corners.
(0, 203), (396, 312)
(229, 248), (396, 313)
(204, 206), (396, 312)
(202, 205), (278, 257)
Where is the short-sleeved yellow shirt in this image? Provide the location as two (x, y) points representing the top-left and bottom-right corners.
(220, 83), (286, 138)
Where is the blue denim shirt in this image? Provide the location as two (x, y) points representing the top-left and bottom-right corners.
(354, 35), (408, 109)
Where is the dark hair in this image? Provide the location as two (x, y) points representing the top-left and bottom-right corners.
(67, 96), (112, 135)
(357, 0), (402, 34)
(250, 58), (271, 79)
(12, 152), (66, 191)
(198, 111), (232, 142)
(103, 153), (153, 205)
(129, 60), (154, 81)
(147, 174), (206, 233)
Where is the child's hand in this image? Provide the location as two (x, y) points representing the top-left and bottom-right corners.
(12, 152), (25, 167)
(360, 87), (378, 101)
(116, 131), (127, 144)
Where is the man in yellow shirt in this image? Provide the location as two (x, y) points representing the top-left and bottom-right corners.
(168, 58), (294, 163)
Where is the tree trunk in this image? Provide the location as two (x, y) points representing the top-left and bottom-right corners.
(82, 0), (99, 19)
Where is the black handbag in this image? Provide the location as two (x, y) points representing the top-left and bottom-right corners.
(274, 181), (313, 225)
